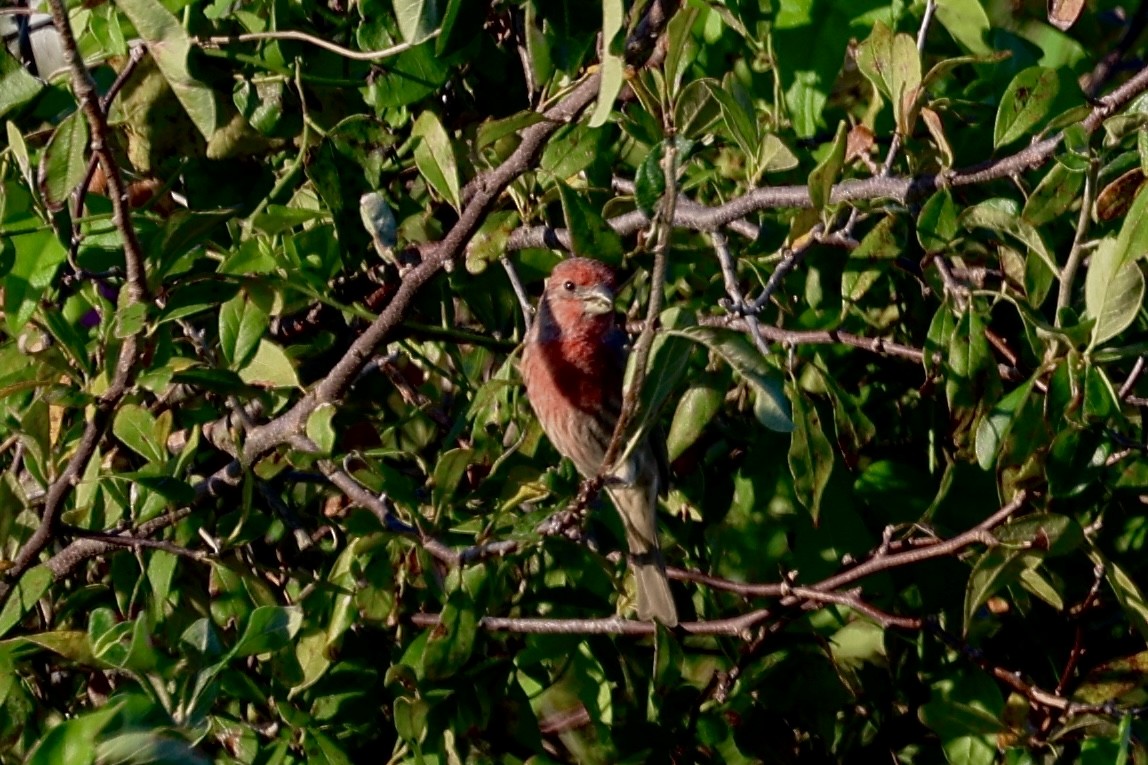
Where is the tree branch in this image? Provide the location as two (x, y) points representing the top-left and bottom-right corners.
(504, 63), (1148, 254)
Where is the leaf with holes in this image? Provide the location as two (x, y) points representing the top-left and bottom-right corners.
(994, 66), (1059, 148)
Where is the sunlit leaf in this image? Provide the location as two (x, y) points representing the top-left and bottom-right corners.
(1085, 238), (1145, 348)
(588, 0), (624, 127)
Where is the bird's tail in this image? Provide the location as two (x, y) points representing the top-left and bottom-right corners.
(608, 482), (679, 627)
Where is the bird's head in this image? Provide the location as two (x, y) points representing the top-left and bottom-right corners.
(539, 258), (618, 335)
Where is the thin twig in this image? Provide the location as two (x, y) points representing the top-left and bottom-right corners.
(500, 256), (534, 334)
(711, 231), (772, 356)
(1119, 356), (1146, 400)
(194, 30), (435, 62)
(1055, 159), (1098, 327)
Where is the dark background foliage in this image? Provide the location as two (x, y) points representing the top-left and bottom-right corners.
(3, 0), (1148, 761)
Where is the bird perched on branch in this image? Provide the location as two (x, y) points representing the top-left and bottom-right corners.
(520, 257), (678, 626)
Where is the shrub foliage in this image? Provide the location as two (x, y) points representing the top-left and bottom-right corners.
(4, 0), (1148, 761)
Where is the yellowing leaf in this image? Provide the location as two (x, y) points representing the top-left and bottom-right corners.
(238, 339), (300, 389)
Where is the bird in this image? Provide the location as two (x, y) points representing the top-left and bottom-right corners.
(519, 257), (678, 626)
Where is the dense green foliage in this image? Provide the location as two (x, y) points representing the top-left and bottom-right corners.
(4, 0), (1148, 761)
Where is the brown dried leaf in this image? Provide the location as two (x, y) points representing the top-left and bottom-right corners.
(921, 106), (954, 168)
(845, 123), (876, 163)
(1047, 0), (1086, 31)
(1096, 168), (1147, 222)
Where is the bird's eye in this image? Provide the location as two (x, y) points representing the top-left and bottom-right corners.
(563, 280), (576, 292)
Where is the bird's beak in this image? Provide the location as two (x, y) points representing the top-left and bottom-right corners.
(580, 285), (615, 315)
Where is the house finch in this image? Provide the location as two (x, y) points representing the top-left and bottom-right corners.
(520, 257), (678, 626)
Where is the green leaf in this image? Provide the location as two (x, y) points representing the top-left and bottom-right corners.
(412, 111), (460, 210)
(26, 702), (124, 765)
(0, 48), (43, 118)
(666, 384), (722, 461)
(994, 66), (1059, 148)
(663, 6), (700, 99)
(465, 210), (518, 274)
(116, 0), (217, 139)
(855, 21), (922, 134)
(363, 42), (449, 109)
(95, 731), (210, 765)
(476, 110), (545, 150)
(1023, 161), (1085, 227)
(420, 574), (477, 675)
(1093, 551), (1148, 642)
(922, 52), (1010, 91)
(229, 605), (303, 658)
(974, 378), (1035, 471)
(634, 138), (692, 216)
(113, 404), (166, 464)
(238, 339), (300, 389)
(393, 0), (441, 45)
(4, 228), (67, 333)
(435, 0), (482, 56)
(945, 304), (994, 409)
(807, 121), (848, 213)
(925, 302), (955, 379)
(38, 110), (89, 211)
(588, 0), (624, 127)
(0, 565), (53, 639)
(788, 388), (834, 525)
(918, 189), (960, 253)
(394, 697), (430, 744)
(556, 181), (624, 265)
(233, 79), (284, 135)
(540, 123), (606, 182)
(1108, 171), (1148, 273)
(700, 78), (758, 160)
(306, 403), (337, 455)
(811, 365), (877, 467)
(619, 309), (695, 462)
(635, 143), (667, 217)
(842, 215), (900, 305)
(757, 134), (800, 176)
(1047, 427), (1104, 498)
(936, 0), (991, 53)
(218, 287), (271, 369)
(1085, 238), (1145, 348)
(934, 0), (992, 55)
(964, 515), (1083, 632)
(962, 199), (1057, 278)
(1076, 650), (1148, 706)
(663, 326), (792, 432)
